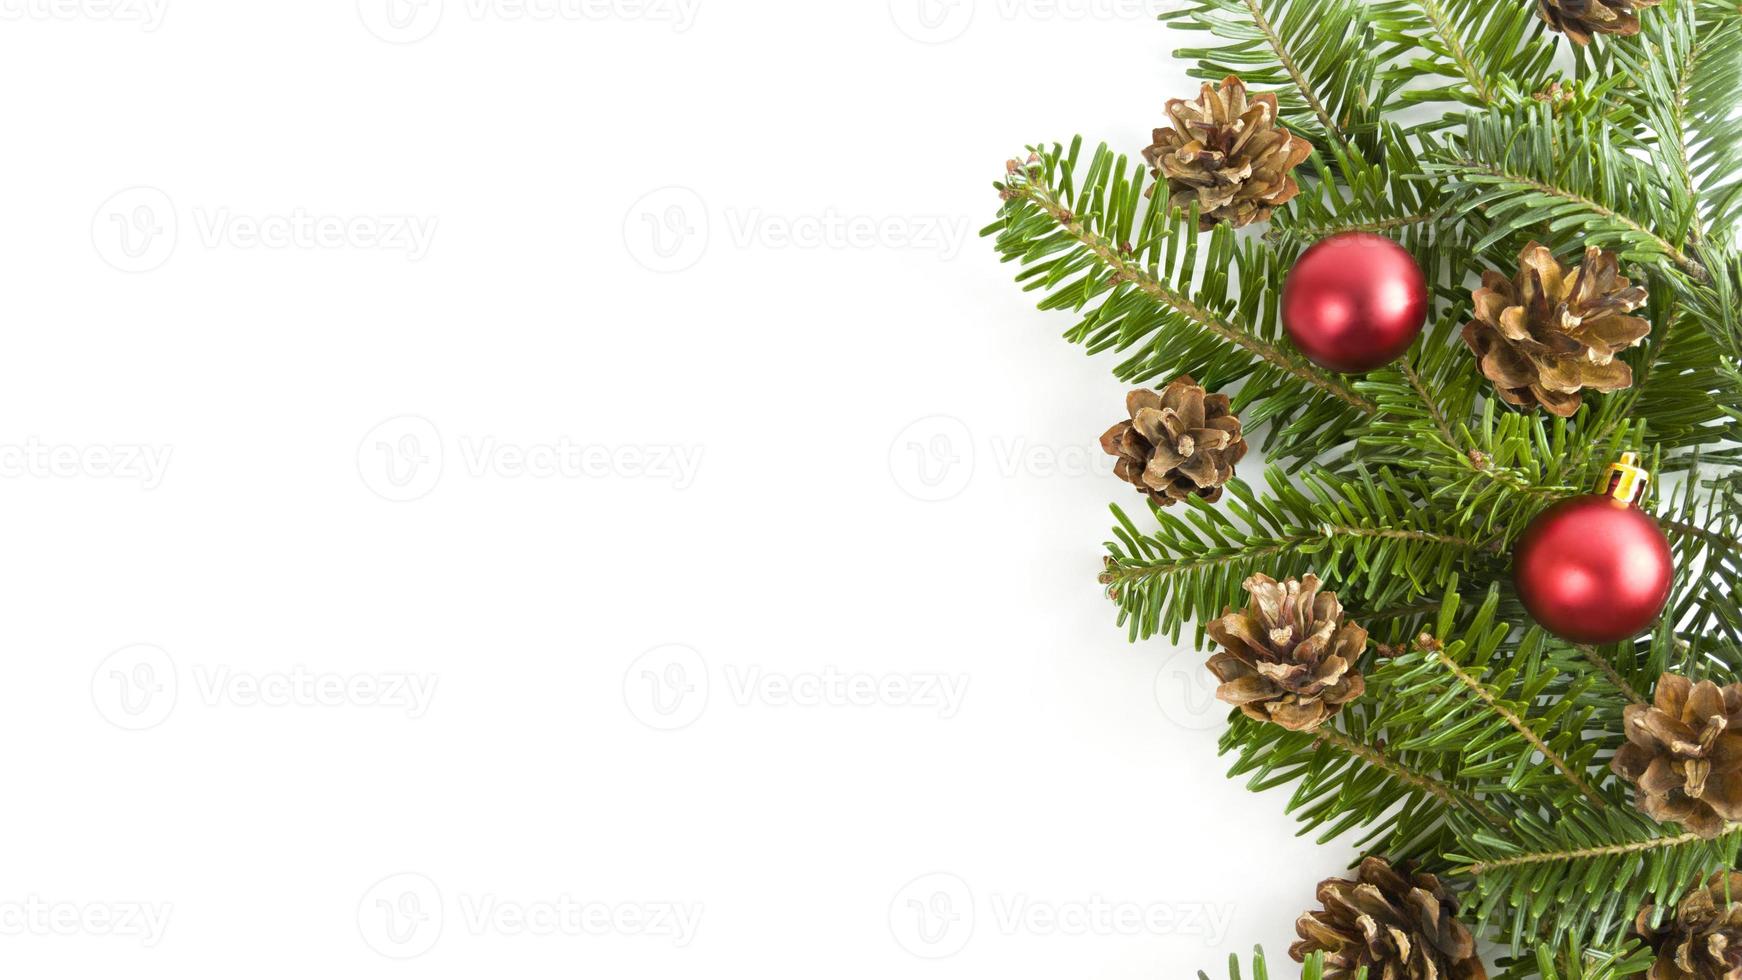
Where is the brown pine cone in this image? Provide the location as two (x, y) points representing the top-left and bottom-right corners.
(1462, 242), (1650, 417)
(1612, 673), (1742, 839)
(1635, 871), (1742, 980)
(1291, 857), (1486, 980)
(1100, 377), (1247, 507)
(1205, 573), (1366, 733)
(1142, 75), (1313, 230)
(1539, 0), (1662, 44)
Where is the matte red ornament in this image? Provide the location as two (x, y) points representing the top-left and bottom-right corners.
(1282, 232), (1428, 373)
(1513, 454), (1673, 644)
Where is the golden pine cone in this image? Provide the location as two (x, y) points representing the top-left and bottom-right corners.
(1462, 242), (1650, 417)
(1635, 871), (1742, 980)
(1291, 856), (1487, 980)
(1142, 75), (1313, 230)
(1205, 573), (1366, 733)
(1100, 376), (1247, 507)
(1539, 0), (1663, 44)
(1612, 673), (1742, 839)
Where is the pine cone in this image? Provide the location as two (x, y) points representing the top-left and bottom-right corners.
(1100, 376), (1247, 506)
(1291, 857), (1486, 980)
(1205, 573), (1366, 733)
(1635, 871), (1742, 980)
(1612, 673), (1742, 839)
(1538, 0), (1662, 44)
(1142, 75), (1313, 230)
(1462, 242), (1650, 417)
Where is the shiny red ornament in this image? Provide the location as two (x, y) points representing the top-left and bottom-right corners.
(1282, 232), (1428, 373)
(1514, 454), (1673, 644)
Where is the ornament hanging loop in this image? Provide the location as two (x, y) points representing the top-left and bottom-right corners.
(1599, 451), (1651, 506)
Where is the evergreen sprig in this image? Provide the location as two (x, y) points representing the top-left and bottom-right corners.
(987, 0), (1742, 972)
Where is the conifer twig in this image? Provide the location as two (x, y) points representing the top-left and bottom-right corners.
(1099, 525), (1494, 588)
(1240, 0), (1351, 152)
(1456, 824), (1742, 875)
(1425, 641), (1609, 807)
(1006, 179), (1378, 413)
(1443, 160), (1708, 280)
(1311, 726), (1507, 832)
(1410, 0), (1494, 105)
(1574, 644), (1648, 706)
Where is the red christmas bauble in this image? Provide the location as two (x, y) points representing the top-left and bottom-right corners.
(1282, 232), (1428, 373)
(1513, 493), (1672, 645)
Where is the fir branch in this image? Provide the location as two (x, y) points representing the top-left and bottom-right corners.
(1100, 525), (1492, 588)
(1662, 517), (1742, 556)
(1239, 0), (1350, 152)
(1575, 644), (1648, 706)
(1162, 0), (1385, 158)
(1102, 467), (1496, 643)
(1425, 641), (1608, 807)
(1008, 176), (1375, 413)
(1457, 825), (1742, 875)
(1408, 0), (1495, 105)
(1270, 211), (1438, 242)
(1439, 160), (1707, 279)
(1311, 725), (1503, 829)
(1398, 360), (1462, 452)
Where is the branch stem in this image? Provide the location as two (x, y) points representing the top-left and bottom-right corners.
(1412, 0), (1494, 105)
(1240, 0), (1350, 152)
(1429, 647), (1609, 807)
(1009, 180), (1377, 413)
(1575, 644), (1647, 706)
(1312, 726), (1507, 831)
(1099, 526), (1493, 587)
(1456, 824), (1742, 875)
(1446, 161), (1707, 279)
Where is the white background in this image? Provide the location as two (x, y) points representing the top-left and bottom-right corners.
(0, 0), (1351, 975)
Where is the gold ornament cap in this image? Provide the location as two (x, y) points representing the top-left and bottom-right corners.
(1598, 452), (1650, 506)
